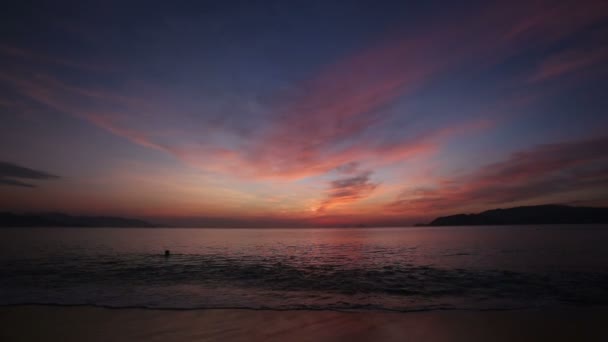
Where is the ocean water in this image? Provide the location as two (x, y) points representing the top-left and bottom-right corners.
(1, 226), (608, 311)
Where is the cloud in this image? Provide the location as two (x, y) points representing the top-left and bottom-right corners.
(2, 0), (605, 184)
(317, 170), (379, 212)
(0, 45), (477, 181)
(0, 161), (59, 188)
(0, 71), (171, 153)
(335, 162), (361, 175)
(0, 43), (116, 72)
(388, 136), (608, 214)
(502, 0), (607, 39)
(0, 178), (36, 188)
(529, 46), (608, 83)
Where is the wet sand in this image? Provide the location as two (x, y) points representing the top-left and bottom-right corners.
(1, 305), (607, 341)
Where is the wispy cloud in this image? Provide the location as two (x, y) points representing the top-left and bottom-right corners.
(0, 43), (116, 72)
(0, 161), (59, 188)
(388, 136), (608, 214)
(0, 37), (486, 181)
(531, 50), (608, 83)
(1, 0), (605, 185)
(317, 170), (379, 212)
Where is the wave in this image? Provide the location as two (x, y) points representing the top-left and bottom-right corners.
(2, 253), (608, 310)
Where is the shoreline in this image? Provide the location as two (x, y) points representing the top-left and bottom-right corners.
(1, 305), (607, 341)
(0, 302), (546, 312)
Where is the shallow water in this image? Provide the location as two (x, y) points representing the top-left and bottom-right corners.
(1, 226), (607, 311)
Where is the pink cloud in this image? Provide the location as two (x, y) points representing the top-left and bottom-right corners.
(503, 0), (608, 43)
(388, 136), (608, 215)
(0, 36), (475, 181)
(2, 0), (605, 184)
(316, 171), (379, 213)
(529, 46), (608, 83)
(162, 0), (606, 181)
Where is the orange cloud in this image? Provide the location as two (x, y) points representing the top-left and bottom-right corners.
(316, 170), (379, 213)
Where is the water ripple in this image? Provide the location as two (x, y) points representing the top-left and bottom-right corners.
(1, 253), (607, 310)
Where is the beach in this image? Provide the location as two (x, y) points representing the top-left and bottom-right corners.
(1, 305), (607, 342)
(2, 227), (608, 341)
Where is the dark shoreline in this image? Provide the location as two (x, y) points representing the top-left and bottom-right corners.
(0, 302), (567, 313)
(2, 304), (607, 342)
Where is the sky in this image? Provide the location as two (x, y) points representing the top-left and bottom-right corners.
(1, 0), (607, 226)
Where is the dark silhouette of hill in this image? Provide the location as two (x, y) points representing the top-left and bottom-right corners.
(0, 212), (155, 227)
(427, 205), (608, 226)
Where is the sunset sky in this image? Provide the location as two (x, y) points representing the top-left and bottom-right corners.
(1, 0), (607, 226)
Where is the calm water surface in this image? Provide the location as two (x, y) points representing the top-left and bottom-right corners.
(1, 226), (607, 311)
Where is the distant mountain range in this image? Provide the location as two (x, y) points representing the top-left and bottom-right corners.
(0, 212), (156, 227)
(3, 205), (607, 228)
(426, 205), (608, 226)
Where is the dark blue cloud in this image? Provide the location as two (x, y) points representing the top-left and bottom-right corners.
(0, 161), (59, 188)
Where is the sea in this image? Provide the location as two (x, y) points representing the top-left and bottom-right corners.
(1, 225), (607, 311)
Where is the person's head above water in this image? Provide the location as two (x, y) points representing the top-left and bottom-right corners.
(164, 250), (170, 257)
